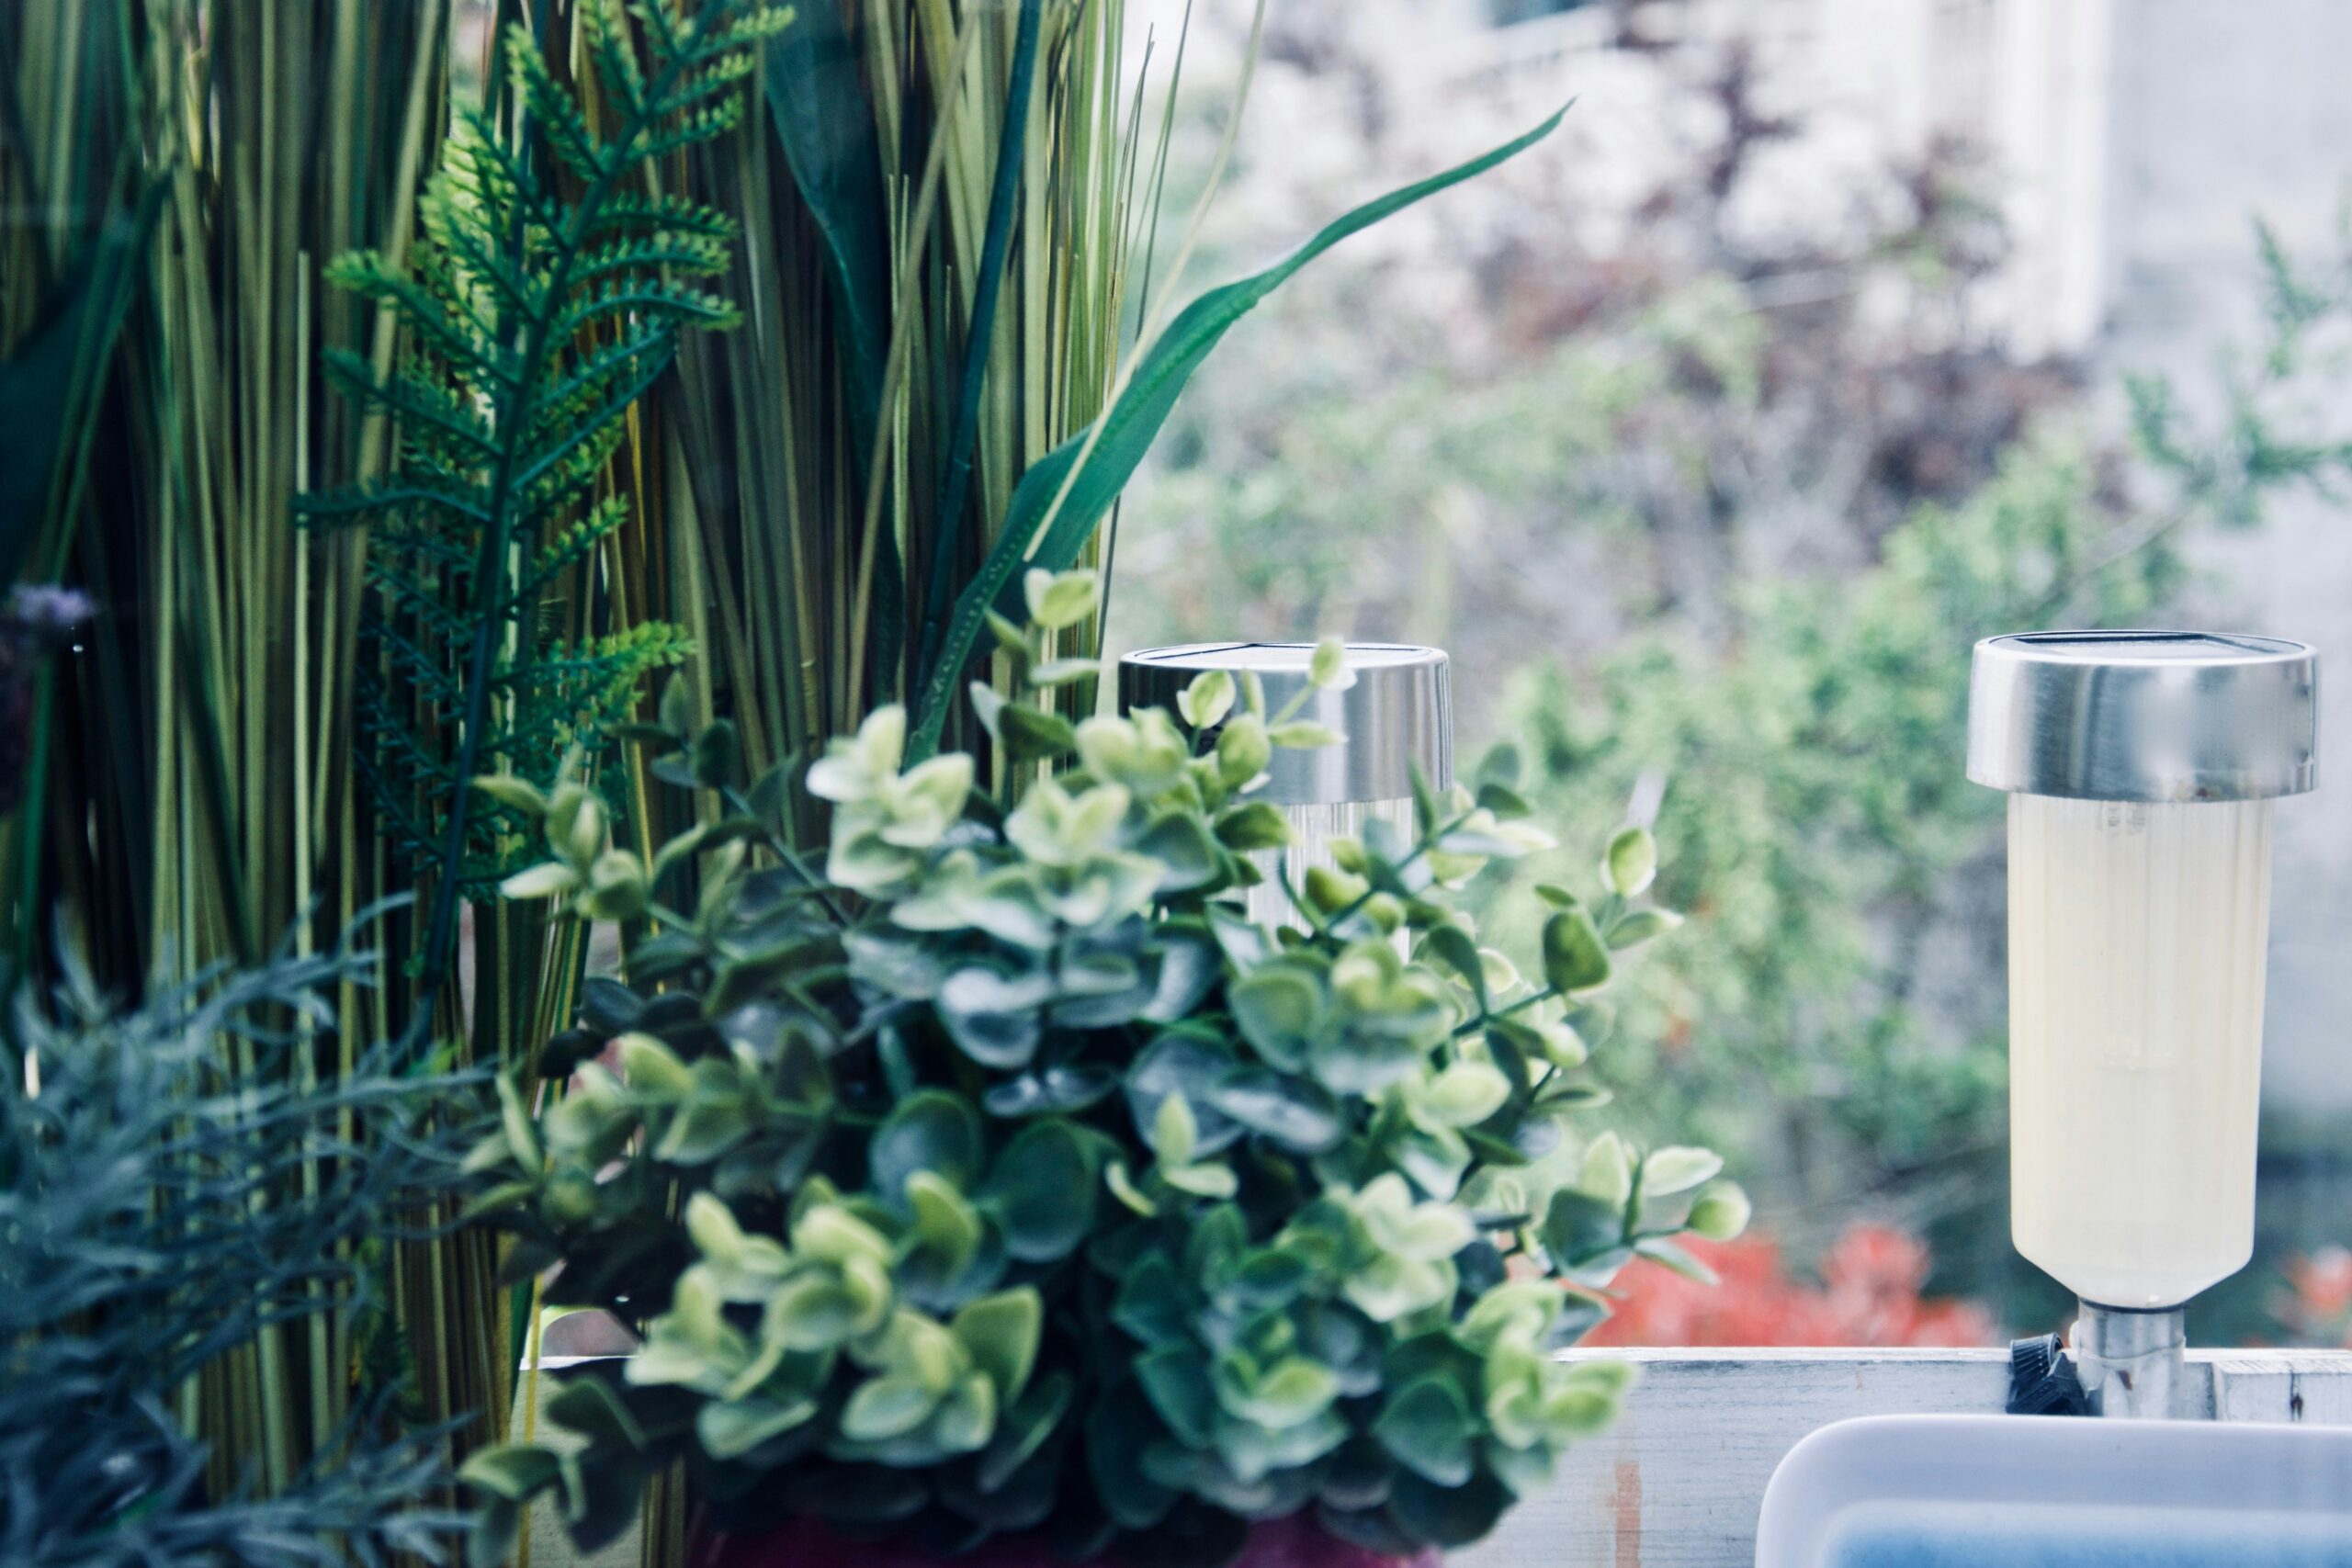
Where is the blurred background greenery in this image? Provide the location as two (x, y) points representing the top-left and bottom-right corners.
(1112, 0), (2352, 1343)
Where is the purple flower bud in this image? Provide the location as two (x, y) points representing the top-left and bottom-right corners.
(5, 584), (95, 637)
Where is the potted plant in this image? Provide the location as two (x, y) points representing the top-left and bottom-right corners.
(458, 577), (1744, 1568)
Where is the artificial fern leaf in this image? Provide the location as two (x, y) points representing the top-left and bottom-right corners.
(298, 0), (784, 987)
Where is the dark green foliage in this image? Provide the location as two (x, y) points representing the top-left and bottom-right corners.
(461, 592), (1739, 1566)
(0, 924), (486, 1568)
(299, 0), (785, 914)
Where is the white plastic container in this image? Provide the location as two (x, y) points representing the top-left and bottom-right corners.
(2007, 794), (2275, 1308)
(1756, 1414), (2352, 1568)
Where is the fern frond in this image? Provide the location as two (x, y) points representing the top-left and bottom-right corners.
(500, 625), (695, 759)
(446, 106), (550, 234)
(421, 181), (547, 325)
(305, 0), (782, 953)
(321, 350), (499, 461)
(293, 475), (493, 532)
(638, 97), (751, 161)
(365, 524), (478, 574)
(680, 3), (795, 60)
(628, 0), (686, 64)
(491, 624), (695, 693)
(529, 323), (680, 418)
(365, 560), (475, 645)
(570, 232), (734, 289)
(551, 281), (739, 344)
(515, 336), (678, 495)
(516, 495), (632, 606)
(323, 251), (511, 388)
(664, 57), (763, 117)
(349, 672), (454, 785)
(505, 29), (605, 184)
(578, 191), (741, 242)
(583, 0), (650, 121)
(519, 412), (633, 523)
(359, 619), (467, 706)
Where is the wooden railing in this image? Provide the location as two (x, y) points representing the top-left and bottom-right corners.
(1459, 1348), (2352, 1568)
(519, 1346), (2352, 1568)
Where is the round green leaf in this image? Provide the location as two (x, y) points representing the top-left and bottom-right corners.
(1603, 824), (1657, 897)
(1024, 567), (1099, 631)
(1139, 811), (1221, 894)
(904, 1170), (984, 1280)
(1634, 1235), (1718, 1283)
(1540, 908), (1613, 996)
(1607, 907), (1683, 950)
(982, 1065), (1119, 1118)
(1227, 1357), (1340, 1431)
(1228, 964), (1326, 1070)
(1208, 1067), (1344, 1154)
(999, 702), (1080, 762)
(459, 1443), (561, 1502)
(871, 1089), (982, 1201)
(1688, 1179), (1753, 1241)
(1637, 1145), (1724, 1198)
(1216, 714), (1273, 788)
(696, 1394), (819, 1460)
(1388, 1468), (1510, 1549)
(981, 1119), (1099, 1262)
(1135, 1346), (1216, 1447)
(1414, 1061), (1511, 1128)
(1372, 1377), (1478, 1487)
(1308, 637), (1354, 690)
(1215, 800), (1295, 852)
(1541, 1189), (1624, 1268)
(1125, 1032), (1244, 1156)
(950, 1287), (1043, 1403)
(937, 966), (1051, 1070)
(842, 1375), (942, 1442)
(1176, 669), (1236, 729)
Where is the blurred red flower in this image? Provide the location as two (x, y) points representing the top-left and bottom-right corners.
(2275, 1246), (2352, 1348)
(1584, 1223), (1997, 1348)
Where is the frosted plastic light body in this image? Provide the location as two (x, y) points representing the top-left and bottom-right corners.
(2007, 793), (2276, 1309)
(1244, 797), (1413, 931)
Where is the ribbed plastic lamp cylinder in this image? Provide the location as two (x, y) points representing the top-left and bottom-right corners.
(1118, 642), (1452, 929)
(1968, 631), (2318, 1416)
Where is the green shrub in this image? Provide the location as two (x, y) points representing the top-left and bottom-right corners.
(458, 580), (1738, 1566)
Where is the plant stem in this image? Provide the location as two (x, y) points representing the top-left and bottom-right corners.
(1454, 985), (1560, 1038)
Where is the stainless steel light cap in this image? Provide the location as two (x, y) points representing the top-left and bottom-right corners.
(1967, 631), (2317, 802)
(1118, 642), (1452, 807)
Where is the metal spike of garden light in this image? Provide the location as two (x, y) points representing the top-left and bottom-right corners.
(1119, 643), (1453, 930)
(1969, 631), (2319, 1418)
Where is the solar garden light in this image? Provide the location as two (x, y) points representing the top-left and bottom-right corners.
(1118, 642), (1452, 930)
(1969, 632), (2319, 1418)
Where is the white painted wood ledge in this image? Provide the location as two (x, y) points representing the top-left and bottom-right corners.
(1459, 1347), (2352, 1568)
(518, 1347), (2352, 1568)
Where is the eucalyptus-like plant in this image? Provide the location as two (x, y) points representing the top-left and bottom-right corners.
(460, 576), (1741, 1566)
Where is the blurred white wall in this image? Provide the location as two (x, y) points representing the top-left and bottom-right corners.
(2090, 0), (2352, 1116)
(1486, 0), (2352, 1113)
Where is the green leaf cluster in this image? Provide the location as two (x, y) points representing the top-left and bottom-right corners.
(463, 589), (1735, 1566)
